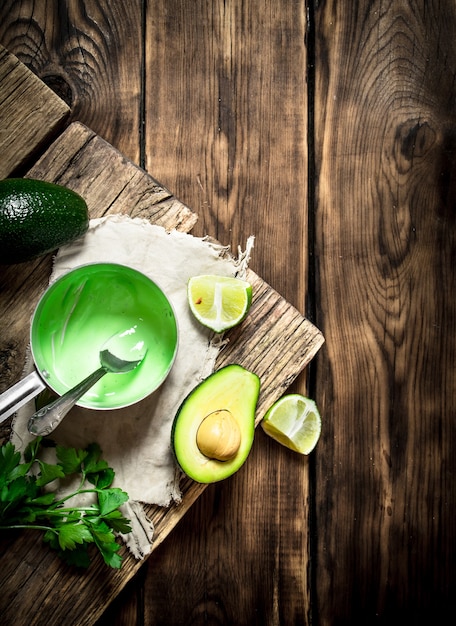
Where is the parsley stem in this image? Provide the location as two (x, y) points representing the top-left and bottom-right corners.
(52, 488), (100, 508)
(0, 524), (55, 533)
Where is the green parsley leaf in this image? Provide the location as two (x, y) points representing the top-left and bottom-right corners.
(57, 522), (94, 550)
(0, 438), (132, 569)
(23, 437), (42, 463)
(0, 442), (24, 486)
(82, 442), (105, 472)
(98, 488), (129, 516)
(89, 467), (115, 489)
(90, 520), (116, 544)
(91, 523), (123, 569)
(56, 445), (87, 475)
(1, 475), (34, 504)
(36, 461), (65, 487)
(59, 544), (92, 568)
(103, 510), (132, 534)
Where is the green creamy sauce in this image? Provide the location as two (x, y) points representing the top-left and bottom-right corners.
(31, 264), (178, 409)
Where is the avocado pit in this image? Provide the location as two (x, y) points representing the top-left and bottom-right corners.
(196, 409), (241, 461)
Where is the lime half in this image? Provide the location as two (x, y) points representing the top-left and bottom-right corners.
(261, 394), (321, 454)
(188, 275), (252, 333)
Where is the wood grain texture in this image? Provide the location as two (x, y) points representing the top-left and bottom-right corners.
(0, 2), (314, 624)
(0, 40), (323, 626)
(0, 44), (69, 177)
(313, 1), (456, 623)
(0, 0), (143, 164)
(143, 0), (309, 299)
(139, 2), (312, 625)
(4, 0), (456, 624)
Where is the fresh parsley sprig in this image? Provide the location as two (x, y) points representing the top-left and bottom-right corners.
(0, 437), (131, 569)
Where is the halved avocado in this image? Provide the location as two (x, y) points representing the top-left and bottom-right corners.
(171, 364), (261, 483)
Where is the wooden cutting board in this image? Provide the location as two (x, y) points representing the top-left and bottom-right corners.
(0, 46), (324, 626)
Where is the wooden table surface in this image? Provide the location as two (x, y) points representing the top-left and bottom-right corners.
(1, 2), (455, 625)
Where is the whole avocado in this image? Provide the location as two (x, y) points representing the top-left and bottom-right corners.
(0, 178), (89, 264)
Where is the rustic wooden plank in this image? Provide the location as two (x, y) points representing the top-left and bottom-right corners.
(27, 122), (198, 232)
(0, 44), (69, 177)
(314, 1), (456, 623)
(0, 1), (143, 165)
(143, 0), (309, 295)
(136, 2), (313, 625)
(0, 48), (323, 626)
(3, 2), (450, 625)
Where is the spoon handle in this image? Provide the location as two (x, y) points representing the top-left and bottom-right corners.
(28, 367), (107, 436)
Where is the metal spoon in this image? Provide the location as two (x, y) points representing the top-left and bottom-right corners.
(28, 328), (147, 436)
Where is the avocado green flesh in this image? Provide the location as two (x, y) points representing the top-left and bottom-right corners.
(0, 178), (89, 264)
(171, 364), (261, 483)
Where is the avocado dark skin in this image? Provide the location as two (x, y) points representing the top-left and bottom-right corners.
(0, 178), (89, 264)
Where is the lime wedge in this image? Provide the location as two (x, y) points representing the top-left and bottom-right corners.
(261, 394), (321, 454)
(188, 275), (252, 333)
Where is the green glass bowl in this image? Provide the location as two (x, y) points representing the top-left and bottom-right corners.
(30, 263), (178, 410)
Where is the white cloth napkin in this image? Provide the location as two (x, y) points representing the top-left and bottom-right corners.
(11, 214), (253, 557)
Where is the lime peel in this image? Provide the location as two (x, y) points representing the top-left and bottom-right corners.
(261, 394), (321, 455)
(187, 274), (252, 333)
